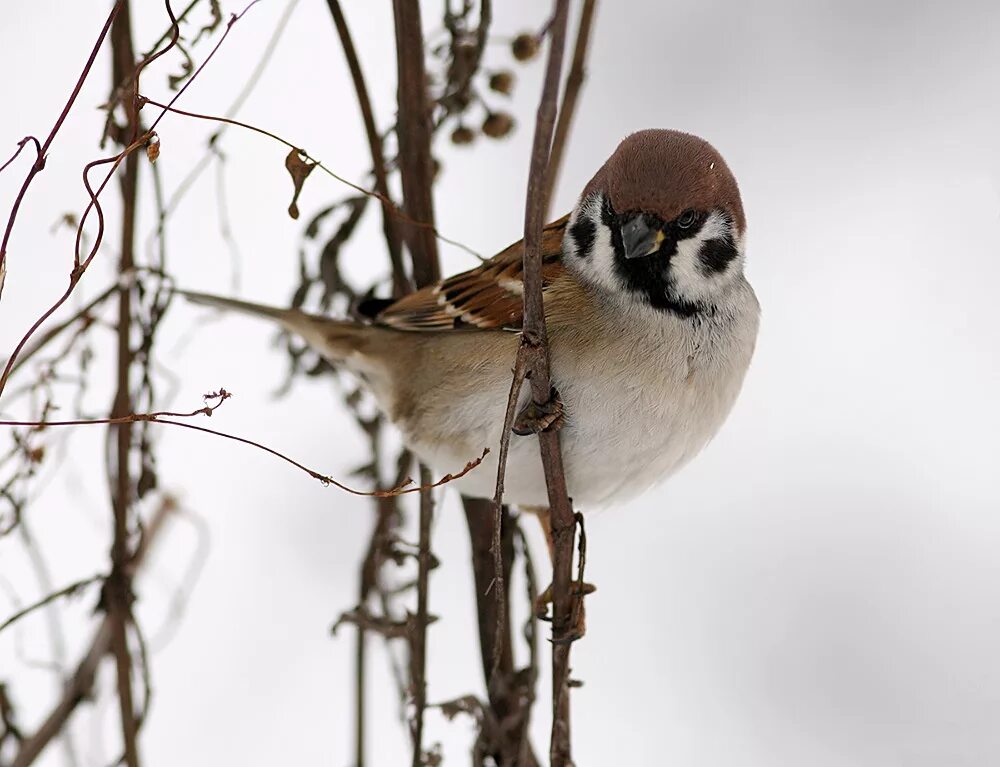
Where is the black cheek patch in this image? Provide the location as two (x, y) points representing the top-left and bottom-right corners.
(568, 215), (596, 259)
(699, 238), (738, 274)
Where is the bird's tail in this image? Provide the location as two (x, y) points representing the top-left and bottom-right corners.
(178, 289), (368, 362)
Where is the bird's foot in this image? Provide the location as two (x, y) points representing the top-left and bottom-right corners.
(512, 387), (565, 436)
(534, 580), (596, 641)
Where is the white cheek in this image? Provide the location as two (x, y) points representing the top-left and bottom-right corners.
(669, 212), (743, 303)
(566, 195), (622, 296)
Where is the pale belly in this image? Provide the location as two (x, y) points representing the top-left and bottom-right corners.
(402, 307), (757, 510)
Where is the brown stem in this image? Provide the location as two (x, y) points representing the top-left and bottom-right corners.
(489, 350), (530, 679)
(543, 0), (598, 219)
(325, 0), (409, 297)
(0, 1), (123, 284)
(515, 3), (576, 765)
(464, 498), (515, 679)
(391, 4), (442, 763)
(353, 439), (410, 767)
(107, 4), (141, 765)
(462, 498), (541, 766)
(354, 608), (367, 767)
(138, 98), (480, 260)
(0, 0), (224, 400)
(410, 465), (434, 767)
(0, 413), (487, 498)
(0, 575), (105, 635)
(392, 0), (441, 287)
(10, 503), (174, 767)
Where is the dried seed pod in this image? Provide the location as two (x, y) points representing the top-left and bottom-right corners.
(451, 125), (476, 145)
(488, 71), (515, 95)
(511, 33), (539, 61)
(146, 132), (160, 163)
(482, 112), (514, 139)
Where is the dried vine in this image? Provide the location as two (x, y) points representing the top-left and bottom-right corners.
(0, 1), (599, 764)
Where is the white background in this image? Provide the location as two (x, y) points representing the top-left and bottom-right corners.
(2, 1), (1000, 765)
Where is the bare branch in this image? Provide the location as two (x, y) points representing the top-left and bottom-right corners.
(0, 409), (487, 499)
(0, 0), (260, 400)
(324, 0), (408, 296)
(391, 4), (444, 763)
(138, 98), (481, 260)
(543, 0), (598, 219)
(392, 0), (441, 288)
(9, 500), (176, 767)
(107, 4), (143, 762)
(0, 575), (104, 635)
(0, 2), (123, 298)
(492, 2), (578, 764)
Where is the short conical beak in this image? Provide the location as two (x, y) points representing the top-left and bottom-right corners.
(621, 216), (665, 259)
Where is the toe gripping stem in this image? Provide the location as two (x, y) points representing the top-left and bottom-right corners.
(512, 386), (565, 436)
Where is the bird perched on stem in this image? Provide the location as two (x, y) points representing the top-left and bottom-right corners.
(182, 129), (759, 511)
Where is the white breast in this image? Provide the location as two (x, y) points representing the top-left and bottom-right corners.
(411, 278), (760, 510)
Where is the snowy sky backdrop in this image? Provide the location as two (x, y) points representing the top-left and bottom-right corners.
(2, 1), (1000, 765)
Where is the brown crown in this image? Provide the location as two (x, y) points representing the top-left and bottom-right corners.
(582, 129), (745, 232)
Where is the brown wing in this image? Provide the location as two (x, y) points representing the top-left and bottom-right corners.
(373, 215), (570, 331)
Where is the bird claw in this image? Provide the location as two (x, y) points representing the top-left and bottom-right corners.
(512, 387), (565, 436)
(534, 580), (596, 641)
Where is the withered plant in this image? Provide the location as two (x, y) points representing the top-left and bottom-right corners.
(0, 2), (597, 765)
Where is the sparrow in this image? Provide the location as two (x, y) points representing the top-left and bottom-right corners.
(182, 129), (760, 511)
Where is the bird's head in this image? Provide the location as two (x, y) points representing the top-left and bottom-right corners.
(564, 129), (747, 317)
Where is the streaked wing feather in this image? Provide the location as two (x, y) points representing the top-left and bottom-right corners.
(374, 215), (569, 332)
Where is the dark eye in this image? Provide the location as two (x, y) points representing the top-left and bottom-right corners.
(677, 210), (698, 229)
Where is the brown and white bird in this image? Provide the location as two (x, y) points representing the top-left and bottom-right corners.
(183, 129), (759, 510)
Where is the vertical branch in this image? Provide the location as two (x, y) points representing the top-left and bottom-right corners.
(410, 466), (434, 767)
(0, 1), (124, 301)
(10, 505), (174, 767)
(463, 499), (514, 692)
(107, 3), (141, 766)
(514, 2), (575, 765)
(542, 0), (597, 220)
(323, 5), (412, 763)
(391, 4), (442, 764)
(392, 0), (440, 287)
(463, 499), (540, 766)
(324, 0), (409, 297)
(353, 571), (367, 767)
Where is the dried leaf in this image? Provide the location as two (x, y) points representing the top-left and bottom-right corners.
(285, 148), (316, 220)
(303, 202), (342, 240)
(137, 466), (158, 499)
(438, 694), (484, 721)
(146, 132), (160, 163)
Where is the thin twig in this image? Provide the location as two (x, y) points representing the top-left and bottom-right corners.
(501, 3), (577, 764)
(0, 137), (39, 178)
(0, 411), (487, 499)
(144, 0), (300, 274)
(542, 0), (597, 219)
(0, 2), (123, 288)
(2, 284), (118, 383)
(411, 465), (434, 767)
(0, 1), (257, 400)
(9, 502), (175, 767)
(140, 98), (480, 260)
(0, 574), (104, 635)
(488, 352), (529, 678)
(463, 498), (540, 766)
(325, 0), (408, 296)
(391, 4), (443, 763)
(107, 5), (143, 763)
